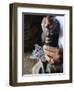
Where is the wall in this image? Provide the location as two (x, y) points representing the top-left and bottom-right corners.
(0, 0), (74, 90)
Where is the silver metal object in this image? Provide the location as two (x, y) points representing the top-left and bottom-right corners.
(30, 44), (46, 62)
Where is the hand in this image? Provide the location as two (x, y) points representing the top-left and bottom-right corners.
(43, 45), (63, 65)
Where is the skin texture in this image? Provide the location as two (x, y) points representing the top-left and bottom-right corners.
(43, 45), (63, 65)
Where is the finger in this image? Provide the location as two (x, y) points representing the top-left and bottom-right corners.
(44, 48), (60, 60)
(45, 54), (54, 64)
(45, 54), (51, 62)
(43, 49), (55, 58)
(43, 45), (59, 53)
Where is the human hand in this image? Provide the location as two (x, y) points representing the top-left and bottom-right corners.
(43, 45), (63, 65)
